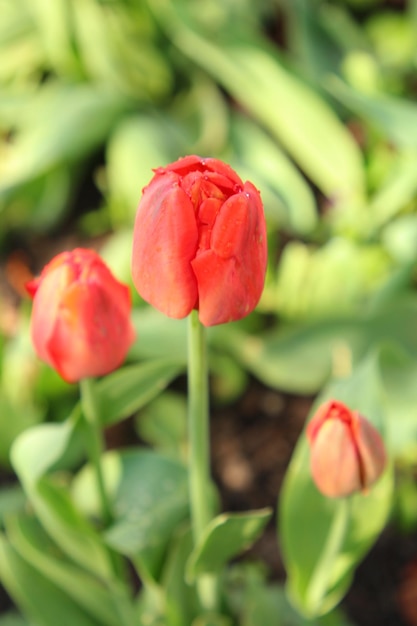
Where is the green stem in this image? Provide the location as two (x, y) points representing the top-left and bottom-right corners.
(187, 310), (217, 612)
(80, 378), (113, 527)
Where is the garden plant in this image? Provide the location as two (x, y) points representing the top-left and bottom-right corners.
(1, 1), (417, 625)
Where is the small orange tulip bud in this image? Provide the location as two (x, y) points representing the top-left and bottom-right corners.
(131, 155), (267, 326)
(306, 400), (387, 498)
(27, 248), (135, 383)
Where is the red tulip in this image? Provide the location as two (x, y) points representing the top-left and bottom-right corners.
(131, 155), (267, 326)
(27, 248), (135, 383)
(306, 400), (387, 498)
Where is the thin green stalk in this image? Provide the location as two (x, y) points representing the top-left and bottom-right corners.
(187, 310), (218, 612)
(80, 378), (113, 527)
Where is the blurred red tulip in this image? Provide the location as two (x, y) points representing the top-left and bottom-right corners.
(27, 248), (135, 383)
(306, 400), (387, 498)
(131, 155), (267, 326)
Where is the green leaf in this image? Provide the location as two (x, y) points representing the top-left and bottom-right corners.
(0, 84), (131, 191)
(11, 417), (113, 581)
(0, 534), (100, 626)
(219, 293), (417, 394)
(6, 514), (133, 626)
(230, 114), (318, 235)
(11, 420), (76, 486)
(0, 612), (31, 626)
(192, 616), (233, 626)
(148, 0), (365, 203)
(328, 78), (417, 149)
(129, 308), (188, 362)
(136, 391), (187, 458)
(279, 352), (393, 617)
(161, 526), (199, 626)
(106, 115), (174, 226)
(95, 359), (184, 426)
(378, 344), (417, 456)
(72, 449), (189, 583)
(35, 478), (114, 580)
(0, 485), (26, 529)
(186, 509), (272, 582)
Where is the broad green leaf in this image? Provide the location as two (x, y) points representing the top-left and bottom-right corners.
(106, 115), (174, 226)
(29, 0), (80, 76)
(129, 308), (188, 362)
(11, 420), (76, 486)
(0, 485), (26, 529)
(0, 534), (100, 626)
(11, 418), (113, 581)
(35, 478), (114, 580)
(275, 239), (390, 320)
(192, 616), (232, 626)
(73, 449), (189, 582)
(95, 359), (184, 426)
(186, 509), (272, 582)
(72, 0), (171, 99)
(280, 352), (393, 617)
(218, 293), (417, 394)
(6, 514), (132, 626)
(378, 344), (417, 455)
(367, 152), (417, 232)
(0, 84), (131, 191)
(230, 115), (318, 235)
(382, 215), (417, 263)
(161, 526), (199, 626)
(0, 612), (31, 626)
(136, 391), (187, 458)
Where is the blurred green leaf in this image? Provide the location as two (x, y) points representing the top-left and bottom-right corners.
(275, 238), (390, 319)
(328, 78), (417, 148)
(29, 0), (81, 77)
(149, 0), (365, 204)
(218, 293), (417, 394)
(0, 84), (132, 191)
(0, 485), (26, 529)
(6, 514), (131, 626)
(382, 215), (417, 263)
(230, 115), (318, 235)
(136, 391), (187, 459)
(11, 416), (114, 581)
(186, 509), (272, 582)
(129, 308), (188, 362)
(106, 115), (174, 226)
(73, 449), (189, 583)
(72, 0), (172, 98)
(0, 534), (100, 626)
(161, 526), (199, 626)
(0, 612), (31, 626)
(95, 359), (184, 426)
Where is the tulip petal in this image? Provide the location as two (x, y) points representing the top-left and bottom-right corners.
(48, 281), (134, 382)
(30, 263), (74, 369)
(132, 172), (199, 318)
(192, 185), (267, 326)
(310, 419), (362, 498)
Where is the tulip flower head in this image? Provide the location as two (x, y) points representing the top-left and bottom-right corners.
(27, 248), (135, 383)
(306, 400), (387, 498)
(131, 155), (267, 326)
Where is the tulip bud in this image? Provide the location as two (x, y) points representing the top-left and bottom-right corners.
(306, 400), (387, 498)
(131, 155), (267, 326)
(27, 248), (135, 383)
